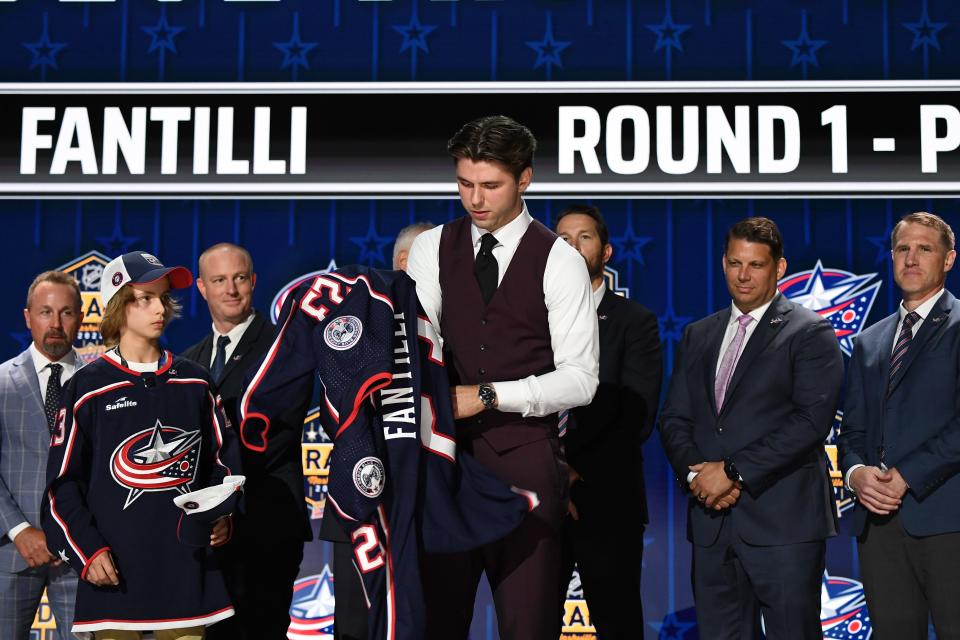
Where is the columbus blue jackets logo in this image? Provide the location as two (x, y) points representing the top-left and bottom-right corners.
(353, 456), (385, 498)
(778, 261), (881, 357)
(324, 315), (362, 351)
(820, 571), (872, 639)
(287, 567), (335, 640)
(109, 420), (202, 509)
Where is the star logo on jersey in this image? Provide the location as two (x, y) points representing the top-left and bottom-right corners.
(110, 420), (202, 509)
(778, 261), (881, 357)
(57, 549), (69, 563)
(324, 315), (362, 351)
(288, 567), (335, 638)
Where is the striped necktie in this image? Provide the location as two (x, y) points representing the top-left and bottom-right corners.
(889, 311), (921, 383)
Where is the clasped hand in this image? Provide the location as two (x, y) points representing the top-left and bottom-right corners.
(689, 461), (741, 510)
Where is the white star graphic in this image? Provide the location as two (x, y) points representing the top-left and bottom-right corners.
(58, 549), (69, 563)
(133, 420), (197, 464)
(306, 426), (318, 442)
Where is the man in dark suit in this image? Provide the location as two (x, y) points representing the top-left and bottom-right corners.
(659, 217), (843, 640)
(554, 205), (661, 637)
(839, 211), (960, 638)
(183, 243), (312, 640)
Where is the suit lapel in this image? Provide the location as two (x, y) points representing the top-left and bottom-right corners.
(887, 291), (955, 396)
(11, 349), (43, 413)
(218, 313), (265, 384)
(702, 309), (731, 416)
(720, 295), (792, 414)
(196, 335), (214, 372)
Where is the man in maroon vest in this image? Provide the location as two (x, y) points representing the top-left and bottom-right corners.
(407, 115), (599, 639)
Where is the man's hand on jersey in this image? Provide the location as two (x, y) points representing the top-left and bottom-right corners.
(850, 466), (903, 515)
(85, 551), (120, 586)
(210, 516), (232, 547)
(688, 462), (735, 508)
(451, 385), (484, 420)
(13, 527), (56, 568)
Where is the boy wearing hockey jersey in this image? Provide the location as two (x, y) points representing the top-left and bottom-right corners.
(42, 252), (241, 640)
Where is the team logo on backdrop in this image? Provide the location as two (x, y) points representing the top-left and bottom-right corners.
(271, 259), (339, 324)
(109, 420), (202, 509)
(324, 315), (362, 351)
(820, 572), (872, 639)
(57, 250), (111, 365)
(779, 261), (881, 357)
(287, 567), (335, 640)
(301, 407), (333, 520)
(353, 457), (385, 498)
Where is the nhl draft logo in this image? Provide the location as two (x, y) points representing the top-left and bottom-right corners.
(56, 250), (112, 365)
(560, 566), (597, 638)
(778, 261), (882, 357)
(324, 316), (362, 351)
(824, 410), (856, 515)
(353, 457), (385, 498)
(820, 571), (872, 639)
(287, 566), (335, 639)
(301, 407), (333, 520)
(109, 420), (202, 509)
(601, 266), (631, 300)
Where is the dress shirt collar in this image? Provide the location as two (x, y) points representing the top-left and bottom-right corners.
(729, 293), (778, 326)
(212, 310), (256, 344)
(898, 288), (945, 322)
(592, 280), (607, 310)
(469, 202), (532, 250)
(29, 342), (77, 376)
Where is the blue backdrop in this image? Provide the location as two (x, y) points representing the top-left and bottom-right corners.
(4, 1), (959, 638)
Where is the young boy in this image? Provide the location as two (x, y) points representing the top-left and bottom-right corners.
(43, 251), (241, 640)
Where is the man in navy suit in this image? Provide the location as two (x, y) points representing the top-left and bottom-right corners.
(660, 217), (843, 639)
(0, 271), (82, 639)
(839, 211), (960, 638)
(554, 205), (662, 637)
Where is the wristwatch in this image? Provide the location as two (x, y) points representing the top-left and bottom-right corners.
(723, 458), (740, 482)
(478, 383), (498, 410)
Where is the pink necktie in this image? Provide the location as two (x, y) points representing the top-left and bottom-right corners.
(715, 314), (754, 410)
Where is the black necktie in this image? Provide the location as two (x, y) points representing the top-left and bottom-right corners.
(211, 335), (231, 382)
(889, 311), (921, 383)
(474, 233), (499, 305)
(44, 363), (63, 433)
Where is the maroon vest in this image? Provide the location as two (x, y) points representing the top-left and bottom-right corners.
(439, 215), (559, 452)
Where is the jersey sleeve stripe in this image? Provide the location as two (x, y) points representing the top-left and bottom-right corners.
(208, 391), (232, 476)
(240, 296), (298, 422)
(327, 272), (395, 311)
(47, 492), (88, 565)
(419, 394), (456, 463)
(333, 372), (393, 438)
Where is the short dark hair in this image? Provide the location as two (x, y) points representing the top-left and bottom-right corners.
(555, 204), (609, 247)
(891, 211), (955, 252)
(724, 217), (784, 262)
(447, 115), (537, 180)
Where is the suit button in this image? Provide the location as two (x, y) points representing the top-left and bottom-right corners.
(717, 426), (724, 433)
(480, 344), (486, 351)
(478, 368), (486, 376)
(480, 318), (487, 325)
(476, 417), (483, 425)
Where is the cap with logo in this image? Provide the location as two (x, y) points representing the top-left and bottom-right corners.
(101, 251), (194, 306)
(173, 475), (245, 547)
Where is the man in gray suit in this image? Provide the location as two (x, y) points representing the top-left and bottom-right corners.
(0, 271), (82, 639)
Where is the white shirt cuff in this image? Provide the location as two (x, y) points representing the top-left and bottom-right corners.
(8, 522), (30, 542)
(845, 464), (866, 492)
(492, 380), (528, 415)
(686, 471), (699, 483)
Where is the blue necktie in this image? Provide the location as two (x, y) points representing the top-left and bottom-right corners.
(211, 335), (230, 382)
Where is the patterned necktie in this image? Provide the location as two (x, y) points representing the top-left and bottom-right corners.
(474, 233), (499, 305)
(211, 335), (231, 382)
(714, 314), (754, 411)
(44, 363), (63, 433)
(889, 311), (921, 383)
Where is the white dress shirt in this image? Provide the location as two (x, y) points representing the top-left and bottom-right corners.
(209, 311), (257, 368)
(688, 295), (778, 484)
(9, 345), (79, 541)
(407, 204), (599, 417)
(592, 280), (607, 310)
(845, 288), (946, 490)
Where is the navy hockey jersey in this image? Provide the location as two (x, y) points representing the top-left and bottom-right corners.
(240, 266), (538, 640)
(42, 353), (240, 634)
